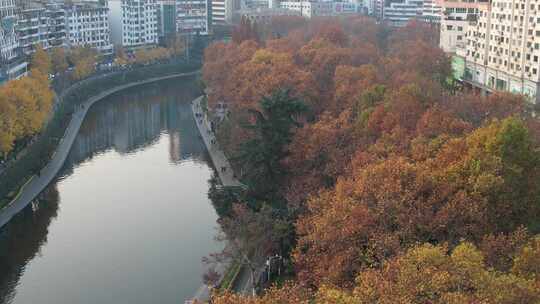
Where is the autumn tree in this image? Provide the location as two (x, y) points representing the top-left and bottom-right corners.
(114, 45), (129, 66)
(202, 15), (540, 302)
(268, 15), (307, 38)
(232, 16), (260, 44)
(0, 69), (53, 155)
(31, 44), (52, 75)
(205, 204), (289, 295)
(50, 47), (68, 76)
(69, 46), (98, 80)
(166, 34), (185, 58)
(314, 242), (540, 304)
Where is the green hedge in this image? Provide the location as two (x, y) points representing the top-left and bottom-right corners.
(0, 61), (201, 206)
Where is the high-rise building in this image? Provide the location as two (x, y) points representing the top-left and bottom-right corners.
(1, 0), (26, 82)
(279, 1), (357, 18)
(157, 0), (176, 40)
(176, 0), (209, 35)
(236, 7), (301, 24)
(382, 0), (423, 26)
(66, 2), (113, 54)
(211, 0), (240, 25)
(121, 0), (158, 47)
(458, 0), (540, 102)
(438, 0), (484, 53)
(16, 2), (66, 55)
(422, 0), (441, 23)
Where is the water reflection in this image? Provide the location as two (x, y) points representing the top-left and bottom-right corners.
(0, 78), (220, 304)
(0, 186), (60, 304)
(64, 78), (205, 170)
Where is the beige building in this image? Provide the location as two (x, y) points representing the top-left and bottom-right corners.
(438, 0), (485, 53)
(458, 0), (540, 102)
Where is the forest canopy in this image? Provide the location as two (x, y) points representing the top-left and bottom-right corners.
(203, 16), (540, 303)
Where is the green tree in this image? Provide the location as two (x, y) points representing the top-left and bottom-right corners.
(236, 90), (307, 205)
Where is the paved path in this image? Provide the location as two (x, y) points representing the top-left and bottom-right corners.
(0, 71), (199, 230)
(188, 96), (245, 304)
(191, 96), (243, 187)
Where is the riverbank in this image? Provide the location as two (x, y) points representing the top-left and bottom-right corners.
(0, 71), (200, 229)
(189, 96), (252, 303)
(191, 96), (243, 188)
(189, 96), (240, 303)
(0, 62), (201, 204)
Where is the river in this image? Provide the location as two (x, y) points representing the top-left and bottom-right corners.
(0, 78), (222, 304)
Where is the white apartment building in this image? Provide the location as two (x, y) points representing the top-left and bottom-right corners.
(1, 0), (17, 61)
(279, 1), (357, 18)
(236, 7), (301, 23)
(211, 0), (229, 24)
(422, 0), (441, 22)
(176, 0), (209, 35)
(121, 0), (158, 47)
(66, 2), (113, 54)
(461, 0), (540, 102)
(438, 0), (484, 53)
(1, 0), (26, 82)
(383, 0), (423, 26)
(16, 2), (66, 55)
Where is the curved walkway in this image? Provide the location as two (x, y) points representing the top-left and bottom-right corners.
(189, 96), (244, 304)
(0, 71), (200, 230)
(191, 96), (243, 187)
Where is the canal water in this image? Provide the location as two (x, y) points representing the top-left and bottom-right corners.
(0, 78), (222, 304)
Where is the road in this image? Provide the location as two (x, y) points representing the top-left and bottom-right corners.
(0, 71), (200, 230)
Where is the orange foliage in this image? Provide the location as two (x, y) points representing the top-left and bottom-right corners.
(202, 16), (540, 299)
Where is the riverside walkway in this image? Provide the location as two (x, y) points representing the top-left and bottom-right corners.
(191, 96), (243, 187)
(0, 71), (199, 229)
(189, 96), (244, 304)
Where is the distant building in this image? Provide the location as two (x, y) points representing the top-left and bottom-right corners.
(438, 0), (483, 53)
(241, 0), (268, 10)
(235, 7), (300, 23)
(0, 0), (26, 82)
(382, 0), (423, 27)
(121, 0), (158, 47)
(458, 0), (540, 102)
(16, 2), (66, 55)
(371, 0), (384, 19)
(279, 1), (357, 18)
(211, 0), (241, 25)
(422, 0), (441, 23)
(65, 2), (113, 55)
(157, 0), (176, 41)
(176, 0), (209, 35)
